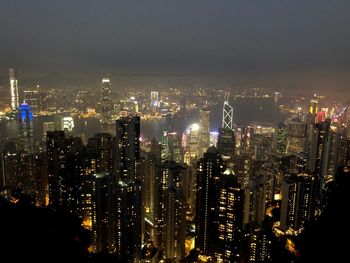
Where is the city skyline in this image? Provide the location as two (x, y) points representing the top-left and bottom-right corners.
(1, 1), (350, 262)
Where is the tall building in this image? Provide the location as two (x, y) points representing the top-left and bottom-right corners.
(100, 77), (113, 133)
(309, 93), (319, 115)
(115, 116), (142, 261)
(183, 123), (200, 165)
(215, 167), (244, 263)
(115, 116), (141, 182)
(161, 131), (182, 163)
(277, 122), (288, 157)
(47, 131), (84, 216)
(286, 120), (308, 155)
(18, 102), (34, 154)
(199, 108), (210, 157)
(195, 146), (225, 256)
(280, 173), (316, 231)
(151, 91), (159, 112)
(9, 68), (19, 111)
(217, 128), (235, 160)
(143, 141), (162, 245)
(91, 172), (117, 253)
(22, 85), (44, 115)
(159, 161), (186, 262)
(222, 92), (233, 130)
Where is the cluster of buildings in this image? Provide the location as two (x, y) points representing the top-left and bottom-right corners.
(1, 69), (350, 262)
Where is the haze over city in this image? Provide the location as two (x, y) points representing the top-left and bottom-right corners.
(1, 0), (350, 96)
(1, 1), (350, 262)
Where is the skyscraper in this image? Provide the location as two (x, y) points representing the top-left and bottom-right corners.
(100, 77), (113, 134)
(115, 116), (140, 182)
(195, 146), (225, 255)
(286, 120), (308, 155)
(159, 161), (186, 262)
(91, 172), (117, 253)
(183, 123), (200, 165)
(215, 167), (244, 263)
(9, 68), (19, 111)
(115, 116), (142, 261)
(18, 102), (34, 154)
(199, 107), (210, 157)
(22, 85), (42, 115)
(217, 128), (235, 160)
(280, 173), (316, 231)
(222, 92), (233, 130)
(47, 131), (84, 216)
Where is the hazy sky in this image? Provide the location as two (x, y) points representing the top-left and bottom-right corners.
(0, 0), (350, 93)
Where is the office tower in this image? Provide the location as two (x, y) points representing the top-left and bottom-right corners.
(151, 91), (159, 112)
(9, 68), (19, 111)
(309, 93), (319, 115)
(159, 161), (186, 262)
(251, 124), (276, 162)
(117, 179), (142, 261)
(91, 172), (117, 253)
(247, 176), (267, 226)
(199, 107), (210, 157)
(22, 85), (40, 115)
(47, 131), (84, 216)
(195, 146), (225, 256)
(143, 144), (162, 245)
(276, 122), (288, 157)
(100, 77), (113, 133)
(286, 120), (308, 155)
(115, 116), (140, 182)
(217, 128), (235, 160)
(308, 120), (331, 195)
(222, 92), (233, 130)
(183, 123), (200, 165)
(280, 173), (316, 231)
(18, 102), (34, 154)
(115, 116), (142, 261)
(215, 167), (244, 263)
(161, 131), (182, 163)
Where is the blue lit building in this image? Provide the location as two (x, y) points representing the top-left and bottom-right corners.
(18, 102), (34, 153)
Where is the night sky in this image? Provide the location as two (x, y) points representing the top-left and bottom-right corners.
(0, 0), (350, 94)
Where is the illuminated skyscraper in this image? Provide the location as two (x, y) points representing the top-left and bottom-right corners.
(277, 122), (288, 157)
(100, 77), (113, 133)
(159, 161), (186, 262)
(280, 173), (316, 231)
(217, 128), (235, 160)
(161, 131), (182, 163)
(183, 123), (200, 165)
(9, 68), (19, 111)
(18, 102), (34, 154)
(215, 167), (244, 263)
(195, 146), (224, 256)
(199, 108), (210, 157)
(91, 172), (117, 253)
(309, 93), (319, 115)
(151, 91), (159, 112)
(115, 116), (140, 182)
(222, 92), (233, 130)
(47, 131), (84, 216)
(115, 116), (142, 261)
(22, 85), (45, 115)
(286, 120), (307, 155)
